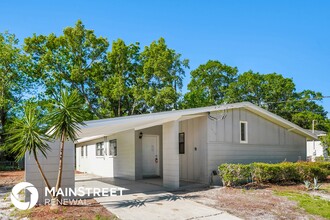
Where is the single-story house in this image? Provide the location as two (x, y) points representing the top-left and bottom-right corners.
(306, 130), (328, 160)
(75, 102), (317, 188)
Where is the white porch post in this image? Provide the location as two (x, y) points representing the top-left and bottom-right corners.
(163, 120), (179, 189)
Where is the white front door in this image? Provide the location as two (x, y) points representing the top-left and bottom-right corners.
(142, 135), (160, 176)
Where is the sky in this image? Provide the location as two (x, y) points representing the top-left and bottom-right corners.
(1, 0), (329, 116)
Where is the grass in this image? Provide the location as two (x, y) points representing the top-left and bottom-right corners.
(11, 208), (33, 218)
(275, 191), (330, 219)
(321, 184), (330, 193)
(12, 207), (118, 220)
(3, 192), (10, 201)
(0, 165), (23, 171)
(95, 214), (119, 220)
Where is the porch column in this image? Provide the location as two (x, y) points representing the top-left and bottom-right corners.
(163, 120), (179, 189)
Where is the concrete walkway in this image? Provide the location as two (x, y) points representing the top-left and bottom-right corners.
(75, 174), (241, 220)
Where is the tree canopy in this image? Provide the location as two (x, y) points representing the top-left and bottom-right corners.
(183, 60), (238, 108)
(24, 20), (109, 119)
(0, 20), (329, 161)
(0, 32), (34, 159)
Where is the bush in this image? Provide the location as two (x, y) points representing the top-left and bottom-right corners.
(296, 162), (328, 181)
(218, 163), (251, 186)
(252, 162), (300, 183)
(218, 161), (330, 186)
(314, 162), (330, 175)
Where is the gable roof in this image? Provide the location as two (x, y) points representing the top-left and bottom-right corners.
(76, 102), (317, 143)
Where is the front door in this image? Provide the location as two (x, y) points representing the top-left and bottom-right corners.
(142, 135), (160, 176)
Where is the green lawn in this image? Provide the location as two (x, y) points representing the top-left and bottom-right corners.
(275, 191), (330, 219)
(321, 184), (330, 193)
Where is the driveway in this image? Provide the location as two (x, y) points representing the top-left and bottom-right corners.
(75, 174), (241, 220)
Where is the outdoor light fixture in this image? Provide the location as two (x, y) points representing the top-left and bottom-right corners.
(139, 132), (143, 139)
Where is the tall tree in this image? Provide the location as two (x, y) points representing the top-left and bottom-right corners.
(0, 32), (32, 158)
(225, 71), (328, 129)
(183, 60), (238, 108)
(24, 20), (109, 119)
(226, 71), (296, 109)
(96, 39), (141, 117)
(140, 38), (189, 112)
(291, 112), (329, 131)
(47, 89), (85, 206)
(320, 133), (330, 155)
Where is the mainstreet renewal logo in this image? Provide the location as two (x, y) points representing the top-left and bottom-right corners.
(11, 182), (38, 210)
(11, 182), (124, 209)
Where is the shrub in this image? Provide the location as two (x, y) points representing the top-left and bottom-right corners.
(314, 162), (330, 175)
(252, 162), (299, 183)
(218, 163), (251, 186)
(218, 161), (330, 186)
(296, 162), (328, 181)
(276, 162), (301, 182)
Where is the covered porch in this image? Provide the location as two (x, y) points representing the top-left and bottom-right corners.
(76, 110), (209, 189)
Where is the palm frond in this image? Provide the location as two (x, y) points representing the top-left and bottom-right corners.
(6, 104), (51, 161)
(47, 89), (86, 141)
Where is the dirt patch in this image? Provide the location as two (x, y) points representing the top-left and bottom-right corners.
(0, 171), (116, 219)
(0, 171), (25, 219)
(14, 199), (117, 220)
(0, 171), (24, 187)
(178, 184), (327, 220)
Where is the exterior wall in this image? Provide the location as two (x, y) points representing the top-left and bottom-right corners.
(76, 137), (114, 177)
(76, 129), (136, 180)
(25, 140), (74, 204)
(179, 116), (208, 184)
(163, 121), (180, 188)
(135, 126), (163, 180)
(208, 108), (307, 181)
(307, 140), (327, 157)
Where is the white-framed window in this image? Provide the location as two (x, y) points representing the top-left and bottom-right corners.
(81, 146), (84, 157)
(109, 139), (117, 156)
(85, 145), (88, 157)
(240, 121), (248, 143)
(96, 142), (105, 156)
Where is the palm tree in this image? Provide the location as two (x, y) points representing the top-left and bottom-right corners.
(7, 103), (54, 199)
(47, 89), (85, 206)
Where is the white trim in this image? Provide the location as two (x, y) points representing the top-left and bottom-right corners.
(240, 121), (248, 144)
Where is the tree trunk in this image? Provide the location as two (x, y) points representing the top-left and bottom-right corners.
(54, 131), (66, 207)
(33, 152), (54, 198)
(118, 99), (121, 117)
(0, 107), (6, 145)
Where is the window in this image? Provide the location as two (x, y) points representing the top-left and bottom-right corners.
(109, 139), (117, 156)
(96, 142), (105, 156)
(240, 121), (248, 143)
(179, 132), (185, 154)
(81, 146), (84, 157)
(85, 145), (88, 157)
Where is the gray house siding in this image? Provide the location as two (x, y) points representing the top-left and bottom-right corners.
(179, 116), (208, 184)
(25, 140), (75, 204)
(74, 106), (308, 186)
(207, 108), (307, 177)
